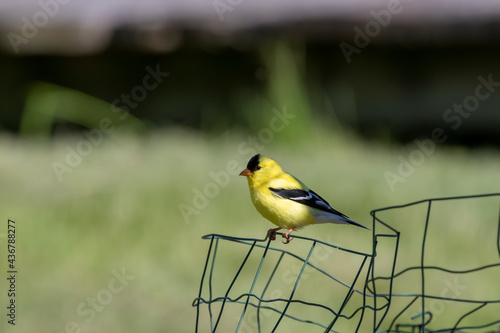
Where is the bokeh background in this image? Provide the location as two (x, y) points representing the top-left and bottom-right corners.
(1, 1), (499, 332)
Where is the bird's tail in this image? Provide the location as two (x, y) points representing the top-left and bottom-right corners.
(342, 217), (369, 230)
(316, 213), (370, 230)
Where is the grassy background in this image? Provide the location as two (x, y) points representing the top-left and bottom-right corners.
(0, 127), (499, 332)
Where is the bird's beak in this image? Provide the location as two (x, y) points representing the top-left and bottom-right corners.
(239, 168), (253, 177)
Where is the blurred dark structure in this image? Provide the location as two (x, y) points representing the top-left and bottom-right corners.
(1, 0), (500, 145)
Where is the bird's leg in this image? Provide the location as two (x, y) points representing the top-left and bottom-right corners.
(282, 228), (295, 244)
(266, 227), (281, 241)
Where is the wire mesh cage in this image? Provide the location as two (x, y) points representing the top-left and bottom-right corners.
(193, 193), (500, 332)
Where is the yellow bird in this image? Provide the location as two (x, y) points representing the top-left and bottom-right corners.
(239, 154), (368, 243)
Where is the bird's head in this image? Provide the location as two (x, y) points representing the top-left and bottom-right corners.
(239, 154), (282, 186)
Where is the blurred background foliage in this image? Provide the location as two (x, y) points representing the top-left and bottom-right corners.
(0, 1), (499, 332)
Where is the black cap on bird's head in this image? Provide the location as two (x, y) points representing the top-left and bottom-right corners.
(247, 154), (261, 171)
(239, 154), (261, 177)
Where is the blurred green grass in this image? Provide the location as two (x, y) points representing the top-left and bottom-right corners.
(0, 128), (499, 332)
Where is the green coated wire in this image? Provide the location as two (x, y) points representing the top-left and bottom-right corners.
(420, 201), (432, 332)
(257, 252), (285, 332)
(212, 239), (257, 332)
(326, 255), (369, 331)
(208, 238), (218, 331)
(195, 236), (214, 332)
(272, 241), (317, 332)
(236, 237), (272, 332)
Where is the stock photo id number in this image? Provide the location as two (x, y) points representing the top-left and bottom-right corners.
(6, 219), (17, 326)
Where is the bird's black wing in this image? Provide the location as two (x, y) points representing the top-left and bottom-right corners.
(269, 188), (349, 218)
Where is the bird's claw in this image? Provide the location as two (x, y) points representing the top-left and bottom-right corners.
(266, 227), (294, 243)
(281, 228), (295, 244)
(266, 228), (280, 241)
(282, 235), (293, 244)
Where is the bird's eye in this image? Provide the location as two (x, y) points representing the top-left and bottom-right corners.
(256, 165), (262, 170)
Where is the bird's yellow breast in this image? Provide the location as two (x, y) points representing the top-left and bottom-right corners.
(250, 185), (315, 230)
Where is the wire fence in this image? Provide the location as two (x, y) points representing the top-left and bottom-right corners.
(193, 193), (500, 332)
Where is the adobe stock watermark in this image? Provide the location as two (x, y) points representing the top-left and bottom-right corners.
(49, 267), (135, 333)
(178, 106), (295, 224)
(339, 0), (408, 64)
(385, 73), (499, 192)
(212, 0), (243, 22)
(51, 64), (169, 182)
(411, 277), (467, 321)
(7, 0), (72, 54)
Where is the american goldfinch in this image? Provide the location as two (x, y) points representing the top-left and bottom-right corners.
(239, 154), (368, 243)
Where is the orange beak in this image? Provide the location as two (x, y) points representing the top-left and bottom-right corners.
(239, 168), (253, 177)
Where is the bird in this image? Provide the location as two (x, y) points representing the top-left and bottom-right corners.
(239, 154), (368, 244)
